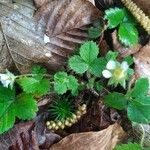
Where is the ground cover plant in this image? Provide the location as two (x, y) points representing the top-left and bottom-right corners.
(1, 0), (150, 149)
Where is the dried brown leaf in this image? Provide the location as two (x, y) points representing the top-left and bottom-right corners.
(35, 0), (101, 69)
(50, 123), (126, 150)
(134, 41), (150, 79)
(0, 0), (101, 73)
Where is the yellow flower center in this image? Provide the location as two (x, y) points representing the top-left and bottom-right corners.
(113, 68), (124, 79)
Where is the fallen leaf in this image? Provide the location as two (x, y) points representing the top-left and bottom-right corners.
(50, 123), (126, 150)
(0, 0), (101, 73)
(134, 41), (150, 79)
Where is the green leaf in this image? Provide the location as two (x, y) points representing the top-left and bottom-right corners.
(0, 104), (15, 134)
(127, 99), (150, 123)
(105, 7), (124, 28)
(79, 41), (99, 64)
(89, 58), (105, 76)
(118, 23), (138, 46)
(15, 93), (38, 120)
(130, 78), (149, 98)
(68, 55), (88, 74)
(54, 72), (68, 94)
(54, 72), (78, 95)
(0, 85), (15, 102)
(32, 65), (47, 74)
(88, 27), (101, 39)
(105, 51), (119, 61)
(124, 56), (134, 65)
(67, 75), (79, 95)
(114, 143), (141, 150)
(17, 77), (50, 96)
(105, 92), (128, 110)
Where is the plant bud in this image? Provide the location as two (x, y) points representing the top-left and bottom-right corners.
(55, 126), (59, 130)
(65, 120), (70, 126)
(46, 121), (50, 126)
(57, 121), (62, 127)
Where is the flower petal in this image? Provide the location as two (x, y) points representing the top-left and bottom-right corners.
(106, 60), (116, 70)
(102, 70), (112, 78)
(121, 61), (129, 71)
(0, 74), (8, 81)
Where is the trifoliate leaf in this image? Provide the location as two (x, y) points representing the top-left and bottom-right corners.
(67, 75), (79, 95)
(79, 41), (99, 64)
(130, 78), (149, 98)
(17, 77), (50, 96)
(88, 27), (101, 39)
(105, 92), (128, 110)
(127, 99), (150, 123)
(118, 23), (138, 46)
(0, 104), (15, 134)
(105, 7), (124, 28)
(89, 58), (105, 76)
(54, 72), (68, 94)
(54, 72), (79, 95)
(114, 143), (141, 150)
(32, 65), (47, 74)
(68, 55), (88, 74)
(105, 51), (119, 61)
(0, 85), (15, 102)
(15, 93), (38, 120)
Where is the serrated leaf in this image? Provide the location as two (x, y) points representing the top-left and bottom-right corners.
(114, 143), (141, 150)
(127, 99), (150, 123)
(54, 72), (68, 94)
(105, 92), (128, 110)
(88, 27), (101, 39)
(17, 77), (50, 96)
(31, 65), (47, 74)
(68, 55), (88, 74)
(54, 72), (78, 95)
(105, 51), (119, 61)
(105, 8), (124, 28)
(118, 23), (138, 46)
(0, 104), (15, 134)
(89, 58), (105, 76)
(130, 78), (149, 98)
(79, 41), (99, 64)
(0, 86), (15, 102)
(67, 75), (79, 95)
(15, 93), (38, 120)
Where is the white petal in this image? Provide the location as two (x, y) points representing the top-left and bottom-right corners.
(44, 34), (50, 43)
(3, 80), (10, 88)
(106, 60), (116, 70)
(121, 61), (129, 71)
(0, 74), (8, 81)
(102, 70), (112, 78)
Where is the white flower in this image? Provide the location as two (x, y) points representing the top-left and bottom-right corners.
(121, 61), (129, 71)
(106, 60), (116, 70)
(102, 70), (112, 78)
(0, 70), (16, 89)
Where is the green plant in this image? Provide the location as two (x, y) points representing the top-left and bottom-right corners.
(114, 143), (141, 150)
(50, 97), (74, 121)
(105, 7), (139, 46)
(0, 65), (50, 134)
(54, 72), (79, 95)
(68, 41), (105, 77)
(105, 78), (150, 123)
